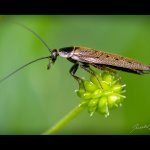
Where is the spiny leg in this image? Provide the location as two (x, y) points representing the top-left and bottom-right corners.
(67, 58), (85, 89)
(93, 64), (117, 74)
(80, 63), (103, 89)
(80, 63), (95, 75)
(69, 63), (85, 89)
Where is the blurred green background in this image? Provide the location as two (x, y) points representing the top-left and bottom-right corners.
(0, 15), (150, 134)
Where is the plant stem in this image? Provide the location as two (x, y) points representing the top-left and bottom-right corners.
(42, 104), (85, 135)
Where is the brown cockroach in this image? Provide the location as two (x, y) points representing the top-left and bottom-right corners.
(0, 24), (150, 84)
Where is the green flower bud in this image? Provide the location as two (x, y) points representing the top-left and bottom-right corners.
(90, 74), (102, 88)
(88, 98), (99, 107)
(101, 81), (110, 90)
(76, 89), (85, 98)
(91, 89), (102, 98)
(102, 72), (114, 84)
(111, 84), (126, 92)
(84, 81), (98, 92)
(88, 98), (99, 115)
(107, 94), (120, 109)
(81, 92), (91, 100)
(98, 97), (107, 112)
(76, 71), (126, 117)
(88, 106), (97, 116)
(98, 97), (109, 117)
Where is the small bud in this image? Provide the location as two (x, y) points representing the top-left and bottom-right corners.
(84, 81), (98, 92)
(98, 97), (108, 114)
(107, 94), (120, 109)
(76, 71), (126, 117)
(101, 81), (110, 90)
(82, 92), (91, 100)
(76, 89), (85, 98)
(91, 89), (102, 98)
(88, 98), (99, 107)
(90, 74), (102, 88)
(111, 84), (126, 92)
(87, 99), (98, 114)
(102, 72), (114, 84)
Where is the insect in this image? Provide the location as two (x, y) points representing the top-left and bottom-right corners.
(0, 24), (150, 84)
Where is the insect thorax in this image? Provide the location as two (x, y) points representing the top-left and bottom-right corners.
(58, 46), (74, 58)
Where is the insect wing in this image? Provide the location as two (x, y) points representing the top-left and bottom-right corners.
(73, 47), (150, 73)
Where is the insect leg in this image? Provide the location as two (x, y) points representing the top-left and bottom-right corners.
(67, 58), (86, 89)
(80, 63), (103, 89)
(80, 63), (95, 75)
(69, 63), (83, 83)
(47, 59), (51, 70)
(92, 64), (116, 74)
(93, 64), (124, 85)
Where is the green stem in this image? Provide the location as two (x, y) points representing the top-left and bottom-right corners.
(42, 104), (85, 135)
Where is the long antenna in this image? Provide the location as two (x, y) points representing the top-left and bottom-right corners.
(0, 56), (50, 84)
(15, 22), (51, 53)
